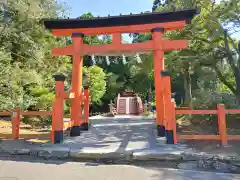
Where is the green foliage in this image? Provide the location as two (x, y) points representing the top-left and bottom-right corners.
(35, 92), (55, 111)
(103, 72), (125, 102)
(127, 54), (154, 100)
(0, 0), (70, 126)
(150, 0), (240, 106)
(83, 66), (106, 104)
(192, 90), (239, 109)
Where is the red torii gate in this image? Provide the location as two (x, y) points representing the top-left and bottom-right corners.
(43, 9), (197, 144)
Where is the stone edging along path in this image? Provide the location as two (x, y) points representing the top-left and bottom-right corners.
(0, 140), (240, 173)
(0, 139), (238, 160)
(0, 146), (240, 173)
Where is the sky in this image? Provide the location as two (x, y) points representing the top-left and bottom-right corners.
(58, 0), (153, 18)
(58, 0), (239, 40)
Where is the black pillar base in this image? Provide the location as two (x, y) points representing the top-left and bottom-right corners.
(80, 123), (89, 131)
(54, 130), (64, 144)
(166, 130), (174, 144)
(70, 126), (81, 137)
(157, 125), (165, 137)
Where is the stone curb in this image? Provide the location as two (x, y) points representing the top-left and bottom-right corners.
(69, 150), (133, 161)
(0, 140), (239, 164)
(0, 145), (70, 160)
(1, 146), (240, 173)
(181, 152), (240, 162)
(1, 145), (240, 164)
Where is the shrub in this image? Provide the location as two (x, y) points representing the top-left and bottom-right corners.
(192, 90), (239, 109)
(188, 90), (240, 126)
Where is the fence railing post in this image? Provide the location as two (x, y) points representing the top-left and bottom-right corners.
(11, 107), (21, 139)
(217, 104), (227, 145)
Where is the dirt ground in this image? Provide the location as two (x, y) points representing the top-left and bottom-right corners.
(177, 114), (240, 135)
(0, 120), (69, 142)
(177, 116), (240, 156)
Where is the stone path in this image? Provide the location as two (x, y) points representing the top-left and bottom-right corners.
(58, 117), (191, 160)
(65, 117), (162, 151)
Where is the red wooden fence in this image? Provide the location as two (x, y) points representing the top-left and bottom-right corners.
(174, 104), (240, 145)
(1, 103), (240, 145)
(10, 109), (52, 139)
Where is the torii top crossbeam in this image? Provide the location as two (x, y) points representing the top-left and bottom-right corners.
(43, 9), (197, 35)
(43, 9), (197, 56)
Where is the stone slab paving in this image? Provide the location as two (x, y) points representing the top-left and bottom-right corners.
(62, 117), (181, 159)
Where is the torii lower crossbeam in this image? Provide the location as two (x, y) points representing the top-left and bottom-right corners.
(52, 39), (188, 56)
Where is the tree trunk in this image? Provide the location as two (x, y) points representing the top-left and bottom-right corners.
(183, 67), (192, 107)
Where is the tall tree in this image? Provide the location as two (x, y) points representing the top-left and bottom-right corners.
(0, 0), (70, 111)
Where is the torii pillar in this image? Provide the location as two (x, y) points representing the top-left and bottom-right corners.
(151, 27), (186, 137)
(70, 33), (84, 137)
(152, 27), (165, 137)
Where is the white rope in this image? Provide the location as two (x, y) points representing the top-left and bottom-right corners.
(106, 56), (110, 65)
(91, 55), (96, 65)
(136, 53), (142, 63)
(122, 54), (127, 64)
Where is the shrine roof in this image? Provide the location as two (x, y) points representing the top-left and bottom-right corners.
(43, 8), (198, 30)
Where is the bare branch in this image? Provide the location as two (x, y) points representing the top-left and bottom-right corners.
(213, 65), (237, 94)
(227, 34), (240, 55)
(229, 29), (240, 36)
(199, 55), (237, 95)
(223, 30), (238, 74)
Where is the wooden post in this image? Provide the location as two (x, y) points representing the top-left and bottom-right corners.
(51, 102), (56, 144)
(112, 33), (121, 45)
(217, 104), (227, 145)
(162, 71), (174, 144)
(11, 107), (21, 139)
(52, 75), (65, 144)
(81, 87), (89, 131)
(109, 102), (113, 114)
(171, 101), (177, 144)
(70, 33), (84, 137)
(116, 93), (120, 114)
(152, 27), (165, 137)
